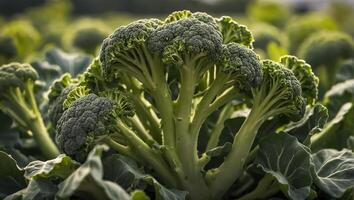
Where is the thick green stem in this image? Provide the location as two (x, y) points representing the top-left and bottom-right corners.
(128, 115), (156, 145)
(208, 106), (264, 198)
(191, 73), (228, 138)
(4, 86), (59, 159)
(173, 61), (212, 200)
(27, 113), (60, 159)
(102, 137), (138, 160)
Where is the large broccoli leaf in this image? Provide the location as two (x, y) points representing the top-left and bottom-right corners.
(57, 145), (130, 200)
(103, 154), (188, 200)
(311, 149), (354, 198)
(0, 151), (26, 199)
(255, 133), (312, 200)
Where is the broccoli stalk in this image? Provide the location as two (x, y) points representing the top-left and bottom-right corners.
(55, 11), (318, 200)
(0, 63), (59, 159)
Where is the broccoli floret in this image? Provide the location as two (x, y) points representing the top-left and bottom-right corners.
(148, 16), (223, 67)
(0, 63), (59, 158)
(298, 31), (353, 89)
(219, 42), (262, 91)
(56, 94), (113, 161)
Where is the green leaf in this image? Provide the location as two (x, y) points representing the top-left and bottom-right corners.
(57, 145), (130, 200)
(103, 154), (187, 200)
(311, 149), (354, 198)
(336, 59), (354, 83)
(4, 178), (58, 200)
(255, 133), (312, 200)
(311, 102), (354, 151)
(0, 112), (32, 167)
(283, 104), (328, 145)
(103, 154), (144, 189)
(323, 79), (354, 118)
(44, 48), (92, 77)
(142, 176), (187, 200)
(24, 154), (79, 180)
(0, 151), (26, 199)
(31, 60), (62, 86)
(217, 16), (253, 47)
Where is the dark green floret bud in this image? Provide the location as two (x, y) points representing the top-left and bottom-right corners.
(99, 19), (162, 76)
(220, 42), (263, 90)
(56, 94), (113, 161)
(147, 18), (223, 66)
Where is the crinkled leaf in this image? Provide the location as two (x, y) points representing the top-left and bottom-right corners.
(45, 48), (92, 77)
(4, 178), (58, 200)
(336, 59), (354, 83)
(57, 145), (130, 200)
(217, 16), (253, 47)
(255, 133), (312, 200)
(31, 60), (62, 84)
(283, 104), (328, 145)
(0, 151), (26, 199)
(103, 154), (144, 190)
(0, 114), (31, 168)
(24, 154), (79, 180)
(142, 176), (187, 200)
(103, 154), (187, 200)
(311, 149), (354, 198)
(311, 102), (354, 151)
(323, 79), (354, 118)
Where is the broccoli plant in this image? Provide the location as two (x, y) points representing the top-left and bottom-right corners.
(53, 11), (322, 199)
(298, 31), (354, 91)
(0, 63), (59, 159)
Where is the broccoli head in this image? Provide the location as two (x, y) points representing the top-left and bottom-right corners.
(56, 94), (113, 161)
(0, 63), (59, 158)
(298, 31), (353, 89)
